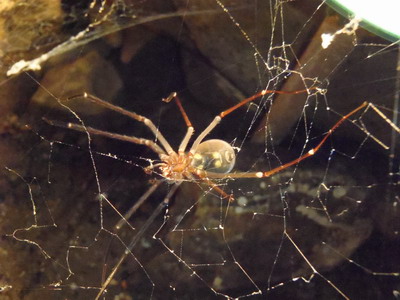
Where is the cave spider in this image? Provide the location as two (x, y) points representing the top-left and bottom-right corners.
(56, 89), (368, 187)
(46, 88), (368, 299)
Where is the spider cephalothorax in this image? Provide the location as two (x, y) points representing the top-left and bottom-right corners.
(157, 152), (195, 181)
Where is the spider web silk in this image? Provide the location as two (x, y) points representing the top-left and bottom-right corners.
(0, 0), (399, 299)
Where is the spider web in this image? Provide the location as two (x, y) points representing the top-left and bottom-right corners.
(1, 0), (399, 299)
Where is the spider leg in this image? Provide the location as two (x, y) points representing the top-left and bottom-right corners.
(114, 180), (163, 230)
(202, 176), (234, 201)
(163, 92), (195, 153)
(43, 118), (167, 158)
(219, 87), (319, 118)
(95, 182), (181, 300)
(190, 172), (234, 201)
(202, 102), (368, 179)
(68, 93), (175, 154)
(101, 180), (162, 290)
(190, 87), (319, 152)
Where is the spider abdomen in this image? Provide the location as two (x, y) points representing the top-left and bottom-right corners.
(191, 139), (236, 173)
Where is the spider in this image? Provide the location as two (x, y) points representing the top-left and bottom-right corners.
(50, 89), (367, 190)
(45, 89), (368, 299)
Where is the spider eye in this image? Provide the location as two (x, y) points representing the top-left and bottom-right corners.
(191, 139), (236, 173)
